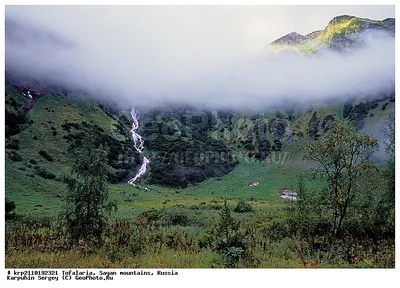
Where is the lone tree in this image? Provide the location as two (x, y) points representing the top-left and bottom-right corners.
(304, 121), (378, 237)
(217, 199), (238, 242)
(62, 133), (110, 245)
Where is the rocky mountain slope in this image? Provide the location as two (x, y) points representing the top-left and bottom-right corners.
(268, 15), (395, 54)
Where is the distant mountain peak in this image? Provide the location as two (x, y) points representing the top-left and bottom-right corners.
(269, 32), (307, 46)
(267, 15), (395, 54)
(327, 15), (356, 26)
(304, 30), (323, 39)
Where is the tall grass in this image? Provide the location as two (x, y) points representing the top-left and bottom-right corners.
(6, 203), (394, 268)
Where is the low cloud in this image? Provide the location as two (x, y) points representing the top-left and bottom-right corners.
(5, 6), (395, 111)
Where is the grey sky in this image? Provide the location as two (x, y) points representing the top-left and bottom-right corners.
(5, 5), (395, 50)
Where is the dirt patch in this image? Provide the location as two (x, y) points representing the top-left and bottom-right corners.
(276, 188), (297, 200)
(246, 180), (261, 188)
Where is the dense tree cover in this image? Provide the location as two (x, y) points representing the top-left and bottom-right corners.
(343, 97), (391, 130)
(62, 121), (141, 183)
(142, 108), (237, 187)
(379, 114), (395, 230)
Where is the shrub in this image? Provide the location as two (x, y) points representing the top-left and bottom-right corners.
(6, 139), (19, 150)
(29, 159), (37, 165)
(104, 244), (123, 263)
(38, 150), (53, 162)
(161, 206), (197, 226)
(221, 246), (244, 268)
(234, 201), (253, 213)
(5, 199), (16, 220)
(130, 228), (145, 256)
(134, 209), (163, 229)
(9, 151), (23, 161)
(35, 167), (56, 180)
(198, 233), (213, 249)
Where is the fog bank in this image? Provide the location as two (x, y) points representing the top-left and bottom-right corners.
(5, 6), (395, 111)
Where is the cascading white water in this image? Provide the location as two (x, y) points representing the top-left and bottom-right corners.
(128, 157), (150, 185)
(129, 108), (144, 153)
(128, 107), (150, 187)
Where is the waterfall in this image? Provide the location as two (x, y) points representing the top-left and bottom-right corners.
(128, 157), (150, 185)
(128, 107), (150, 188)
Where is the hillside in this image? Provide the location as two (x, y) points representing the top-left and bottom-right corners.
(5, 83), (143, 184)
(6, 80), (394, 195)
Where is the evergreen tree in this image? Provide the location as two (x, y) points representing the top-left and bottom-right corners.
(217, 199), (237, 242)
